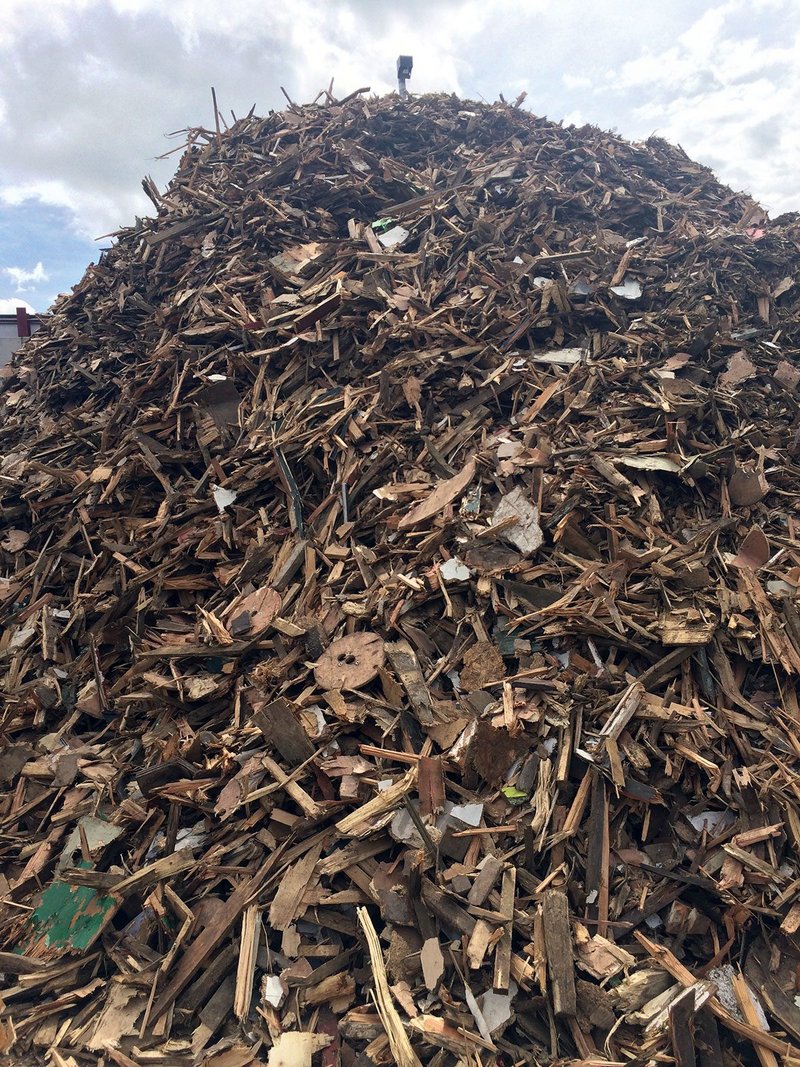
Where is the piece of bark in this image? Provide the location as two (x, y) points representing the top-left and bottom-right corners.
(253, 697), (315, 765)
(460, 642), (505, 692)
(417, 756), (445, 817)
(269, 839), (324, 930)
(397, 459), (476, 530)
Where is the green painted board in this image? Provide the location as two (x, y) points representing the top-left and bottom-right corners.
(21, 870), (118, 958)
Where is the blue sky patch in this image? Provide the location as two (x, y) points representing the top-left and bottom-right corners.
(0, 200), (99, 313)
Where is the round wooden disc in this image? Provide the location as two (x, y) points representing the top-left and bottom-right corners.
(313, 632), (385, 691)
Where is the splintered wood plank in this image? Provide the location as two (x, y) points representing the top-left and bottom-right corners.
(261, 753), (323, 819)
(635, 932), (794, 1057)
(181, 945), (237, 1013)
(191, 973), (235, 1054)
(468, 856), (504, 906)
(467, 919), (498, 970)
(421, 878), (476, 936)
(336, 767), (418, 838)
(541, 889), (576, 1018)
(234, 904), (260, 1021)
(150, 857), (272, 1022)
(492, 866), (516, 993)
(731, 974), (780, 1067)
(358, 907), (423, 1067)
(385, 640), (434, 726)
(669, 986), (698, 1067)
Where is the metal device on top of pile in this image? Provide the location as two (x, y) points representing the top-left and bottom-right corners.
(397, 55), (413, 99)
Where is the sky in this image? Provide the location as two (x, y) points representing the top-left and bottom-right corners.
(1, 0), (798, 313)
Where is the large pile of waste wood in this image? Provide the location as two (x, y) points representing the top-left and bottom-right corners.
(3, 90), (800, 1067)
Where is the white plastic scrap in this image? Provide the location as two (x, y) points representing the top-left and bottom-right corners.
(262, 974), (288, 1009)
(211, 485), (237, 513)
(390, 807), (423, 847)
(301, 705), (328, 738)
(463, 982), (495, 1046)
(391, 798), (484, 847)
(768, 579), (796, 595)
(610, 277), (643, 299)
(176, 821), (207, 851)
(8, 624), (36, 651)
(478, 981), (518, 1033)
(57, 817), (123, 873)
(378, 224), (410, 249)
(688, 810), (735, 835)
(449, 802), (484, 827)
(439, 557), (472, 582)
(530, 347), (586, 365)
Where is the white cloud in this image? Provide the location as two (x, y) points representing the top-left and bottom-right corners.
(603, 0), (800, 212)
(0, 298), (36, 314)
(562, 74), (591, 91)
(4, 262), (49, 290)
(1, 179), (143, 241)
